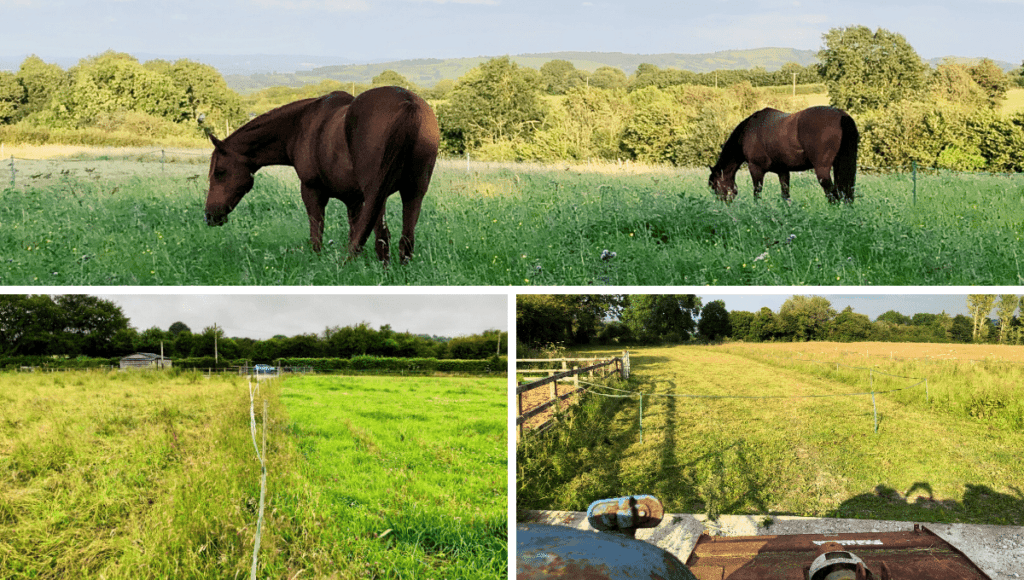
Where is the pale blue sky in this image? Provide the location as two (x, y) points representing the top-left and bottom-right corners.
(1, 0), (1021, 65)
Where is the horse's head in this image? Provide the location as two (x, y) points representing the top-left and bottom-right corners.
(708, 165), (738, 202)
(205, 134), (255, 226)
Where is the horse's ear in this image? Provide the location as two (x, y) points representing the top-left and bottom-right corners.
(209, 133), (225, 151)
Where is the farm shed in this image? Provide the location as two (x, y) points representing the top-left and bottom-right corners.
(119, 353), (173, 370)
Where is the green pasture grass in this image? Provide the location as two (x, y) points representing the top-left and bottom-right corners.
(0, 371), (507, 579)
(2, 163), (1024, 284)
(0, 370), (267, 579)
(517, 344), (1024, 526)
(279, 375), (507, 579)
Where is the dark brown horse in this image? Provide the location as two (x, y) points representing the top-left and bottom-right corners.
(205, 86), (439, 264)
(709, 106), (858, 203)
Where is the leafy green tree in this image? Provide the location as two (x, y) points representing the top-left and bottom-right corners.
(621, 295), (700, 344)
(876, 310), (912, 326)
(995, 294), (1018, 344)
(829, 306), (874, 342)
(968, 58), (1009, 106)
(14, 55), (66, 121)
(778, 296), (836, 341)
(168, 321), (191, 336)
(930, 62), (989, 109)
(750, 307), (779, 342)
(589, 66), (628, 90)
(372, 69), (410, 87)
(53, 295), (131, 357)
(539, 60), (585, 95)
(967, 294), (996, 343)
(697, 300), (730, 341)
(136, 326), (169, 354)
(169, 59), (243, 125)
(818, 25), (927, 113)
(436, 56), (545, 154)
(728, 310), (755, 341)
(950, 314), (973, 343)
(0, 71), (26, 123)
(523, 86), (631, 161)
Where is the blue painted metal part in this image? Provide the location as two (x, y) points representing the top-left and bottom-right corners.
(587, 495), (665, 535)
(517, 523), (698, 580)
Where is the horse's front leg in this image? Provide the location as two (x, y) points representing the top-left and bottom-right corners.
(815, 166), (839, 203)
(778, 170), (791, 202)
(300, 185), (327, 252)
(748, 165), (766, 199)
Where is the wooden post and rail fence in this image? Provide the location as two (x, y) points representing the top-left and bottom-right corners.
(515, 352), (630, 441)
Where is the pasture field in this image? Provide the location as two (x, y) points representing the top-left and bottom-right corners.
(0, 370), (507, 579)
(279, 374), (507, 579)
(517, 343), (1024, 526)
(2, 157), (1024, 285)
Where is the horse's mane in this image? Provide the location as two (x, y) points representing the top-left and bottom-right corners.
(713, 115), (751, 169)
(223, 97), (319, 154)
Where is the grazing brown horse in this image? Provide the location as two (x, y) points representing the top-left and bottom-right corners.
(205, 86), (439, 264)
(709, 106), (859, 203)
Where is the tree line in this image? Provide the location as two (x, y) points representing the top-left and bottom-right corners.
(517, 294), (1024, 349)
(0, 295), (507, 362)
(4, 27), (1024, 171)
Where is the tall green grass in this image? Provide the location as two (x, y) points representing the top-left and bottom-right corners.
(1, 164), (1023, 284)
(722, 345), (1024, 432)
(0, 371), (507, 579)
(280, 375), (507, 579)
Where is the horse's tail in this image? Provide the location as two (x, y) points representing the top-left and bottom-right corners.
(375, 92), (437, 199)
(834, 113), (859, 201)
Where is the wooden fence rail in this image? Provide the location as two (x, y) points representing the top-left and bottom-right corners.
(515, 352), (629, 441)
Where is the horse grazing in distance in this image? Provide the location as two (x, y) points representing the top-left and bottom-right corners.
(709, 106), (859, 203)
(205, 86), (439, 265)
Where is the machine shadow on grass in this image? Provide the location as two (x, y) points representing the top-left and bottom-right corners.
(829, 482), (1024, 526)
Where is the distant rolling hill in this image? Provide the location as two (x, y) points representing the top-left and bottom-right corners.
(223, 48), (822, 93)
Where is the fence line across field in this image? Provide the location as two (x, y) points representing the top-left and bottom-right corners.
(516, 351), (927, 443)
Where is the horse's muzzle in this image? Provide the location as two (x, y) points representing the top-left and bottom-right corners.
(205, 211), (228, 226)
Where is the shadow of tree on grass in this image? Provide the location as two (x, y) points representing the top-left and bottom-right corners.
(829, 482), (1024, 525)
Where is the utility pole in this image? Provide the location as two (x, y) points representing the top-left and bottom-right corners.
(792, 72), (797, 96)
(214, 323), (219, 364)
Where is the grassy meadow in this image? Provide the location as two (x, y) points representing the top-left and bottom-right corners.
(517, 342), (1024, 526)
(0, 370), (507, 579)
(2, 157), (1024, 285)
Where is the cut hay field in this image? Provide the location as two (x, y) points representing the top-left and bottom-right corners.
(2, 155), (1024, 285)
(517, 342), (1024, 527)
(0, 370), (507, 579)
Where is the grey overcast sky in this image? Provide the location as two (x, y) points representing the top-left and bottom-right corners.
(0, 0), (1021, 65)
(93, 293), (508, 339)
(699, 294), (974, 320)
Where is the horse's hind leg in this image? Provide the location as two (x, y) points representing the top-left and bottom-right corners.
(815, 166), (839, 203)
(398, 185), (425, 265)
(373, 213), (391, 264)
